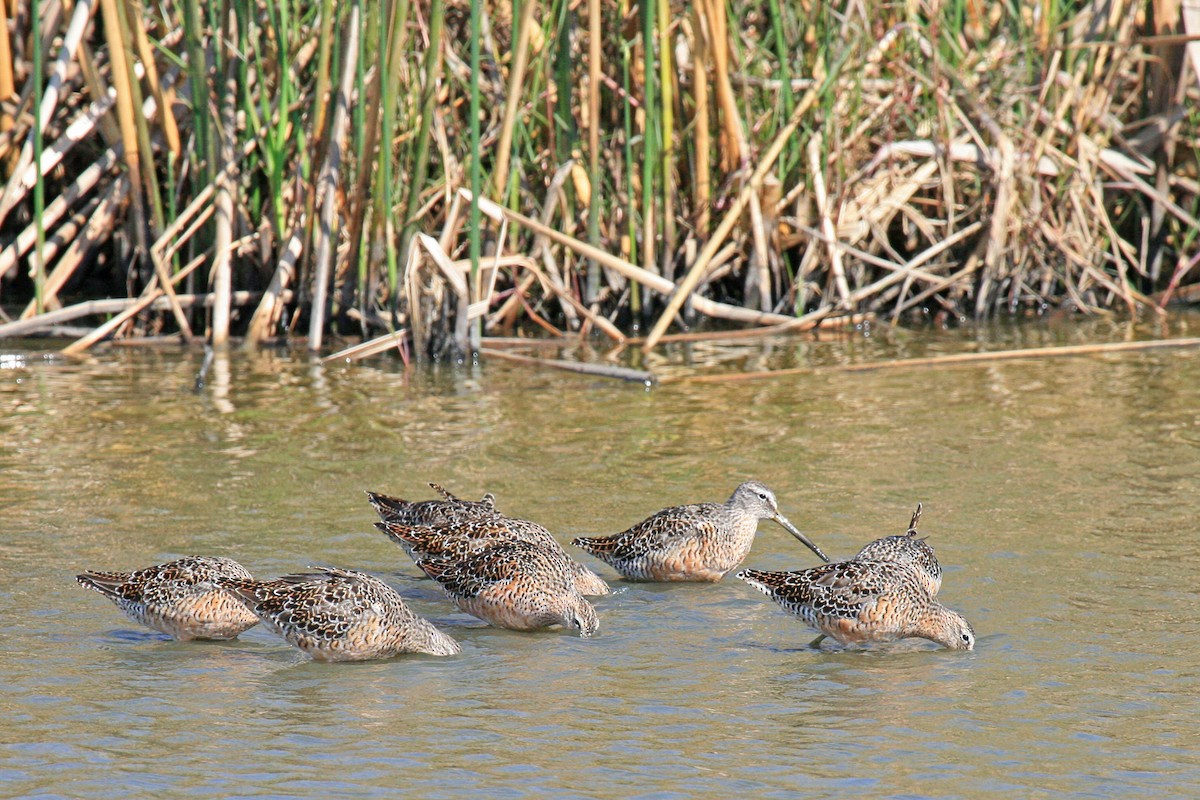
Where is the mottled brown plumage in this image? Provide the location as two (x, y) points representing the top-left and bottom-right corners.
(852, 503), (942, 596)
(736, 506), (972, 651)
(217, 567), (459, 661)
(365, 483), (497, 528)
(369, 490), (610, 596)
(571, 481), (829, 582)
(77, 556), (260, 641)
(415, 541), (599, 636)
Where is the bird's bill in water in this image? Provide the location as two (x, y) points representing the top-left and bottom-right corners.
(772, 513), (831, 563)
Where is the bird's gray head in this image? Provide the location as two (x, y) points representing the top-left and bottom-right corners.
(937, 610), (975, 651)
(565, 597), (600, 638)
(730, 481), (831, 563)
(729, 481), (778, 516)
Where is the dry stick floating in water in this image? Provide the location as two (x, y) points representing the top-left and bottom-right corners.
(671, 337), (1200, 383)
(478, 348), (656, 385)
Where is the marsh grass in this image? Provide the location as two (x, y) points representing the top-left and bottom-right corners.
(1, 0), (1198, 355)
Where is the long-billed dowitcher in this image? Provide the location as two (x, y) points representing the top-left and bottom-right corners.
(570, 481), (830, 582)
(414, 540), (600, 636)
(366, 483), (497, 527)
(217, 567), (460, 661)
(851, 503), (941, 596)
(736, 507), (973, 651)
(369, 491), (610, 596)
(76, 556), (260, 641)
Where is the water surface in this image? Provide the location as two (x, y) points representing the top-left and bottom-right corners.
(3, 318), (1199, 798)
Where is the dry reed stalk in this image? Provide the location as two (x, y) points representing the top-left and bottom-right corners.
(0, 0), (94, 224)
(688, 15), (711, 236)
(678, 337), (1200, 384)
(210, 21), (239, 346)
(12, 196), (102, 311)
(641, 77), (828, 350)
(585, 0), (602, 301)
(72, 43), (120, 146)
(248, 227), (304, 342)
(482, 253), (625, 343)
(806, 221), (985, 304)
(493, 0), (538, 200)
(478, 347), (656, 383)
(61, 252), (207, 355)
(463, 189), (797, 326)
(746, 192), (771, 311)
(414, 233), (471, 352)
(476, 164), (580, 329)
(124, 0), (179, 158)
(0, 143), (119, 280)
(0, 290), (280, 339)
(972, 107), (1016, 318)
(338, 62), (383, 321)
(18, 176), (128, 318)
(308, 0), (361, 351)
(96, 0), (150, 265)
(321, 329), (409, 363)
(657, 0), (676, 281)
(627, 312), (870, 347)
(0, 0), (12, 134)
(699, 0), (745, 171)
(7, 95), (114, 201)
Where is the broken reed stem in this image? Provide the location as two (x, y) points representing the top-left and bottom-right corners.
(679, 337), (1200, 383)
(10, 1), (1200, 353)
(478, 347), (656, 384)
(641, 72), (829, 351)
(462, 189), (797, 326)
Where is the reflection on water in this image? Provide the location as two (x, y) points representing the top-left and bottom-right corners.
(3, 317), (1200, 797)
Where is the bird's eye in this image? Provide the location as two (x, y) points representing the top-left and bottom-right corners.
(962, 633), (972, 642)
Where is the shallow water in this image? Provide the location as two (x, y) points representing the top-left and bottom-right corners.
(3, 317), (1200, 798)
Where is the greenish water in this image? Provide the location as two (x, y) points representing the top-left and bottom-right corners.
(3, 318), (1200, 798)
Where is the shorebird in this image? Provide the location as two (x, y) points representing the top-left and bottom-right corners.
(414, 540), (600, 636)
(571, 481), (829, 582)
(365, 483), (497, 527)
(77, 556), (260, 641)
(851, 503), (941, 596)
(369, 490), (610, 596)
(217, 566), (459, 661)
(736, 507), (972, 650)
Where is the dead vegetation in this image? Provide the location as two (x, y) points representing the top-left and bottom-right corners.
(1, 0), (1198, 359)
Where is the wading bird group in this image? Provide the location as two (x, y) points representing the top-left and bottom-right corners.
(77, 482), (975, 661)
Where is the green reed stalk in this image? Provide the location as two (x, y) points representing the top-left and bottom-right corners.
(260, 0), (294, 237)
(767, 0), (798, 175)
(553, 1), (577, 165)
(656, 0), (674, 279)
(640, 0), (658, 296)
(312, 0), (336, 159)
(180, 0), (212, 185)
(621, 31), (639, 316)
(397, 0), (443, 289)
(379, 0), (410, 297)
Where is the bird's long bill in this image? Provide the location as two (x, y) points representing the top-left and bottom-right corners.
(772, 513), (831, 563)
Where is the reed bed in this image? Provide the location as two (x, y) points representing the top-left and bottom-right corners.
(1, 0), (1198, 358)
